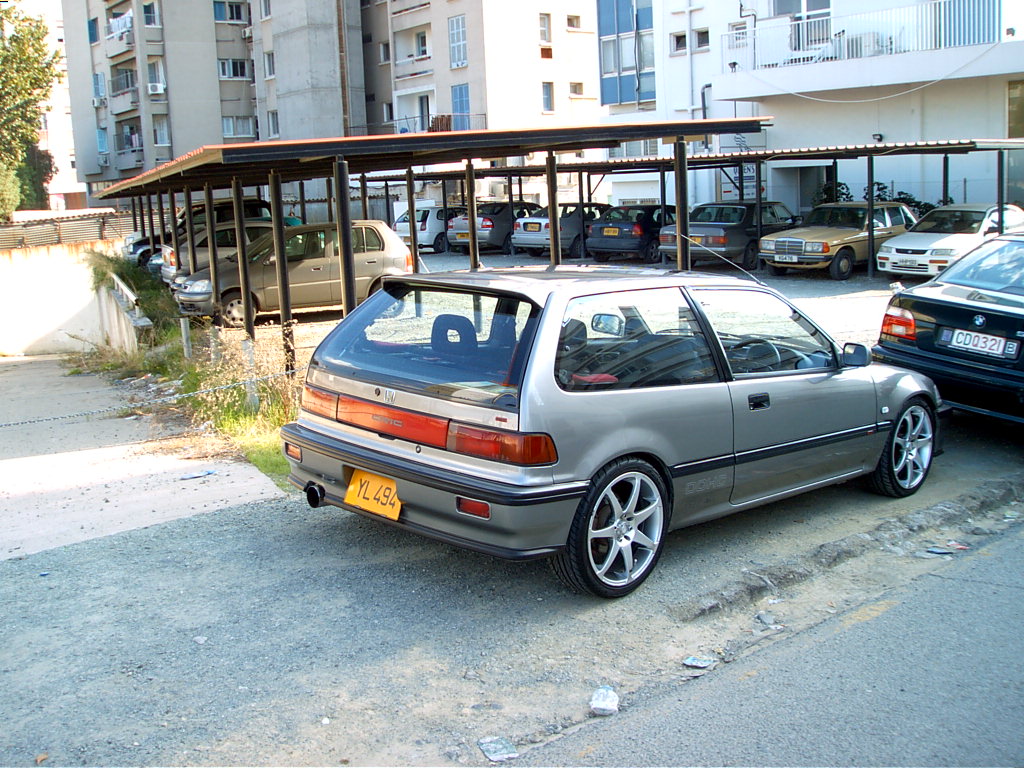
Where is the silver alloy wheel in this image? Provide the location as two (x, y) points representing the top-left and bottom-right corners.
(891, 403), (933, 490)
(586, 471), (665, 588)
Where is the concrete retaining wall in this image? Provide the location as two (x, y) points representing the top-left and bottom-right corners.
(0, 240), (143, 356)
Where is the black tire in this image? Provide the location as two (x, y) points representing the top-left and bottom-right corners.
(569, 236), (583, 259)
(868, 396), (935, 497)
(551, 457), (670, 598)
(766, 262), (787, 276)
(641, 239), (661, 264)
(136, 248), (152, 268)
(432, 232), (448, 253)
(741, 241), (759, 270)
(592, 251), (610, 263)
(220, 290), (250, 329)
(829, 248), (855, 280)
(502, 234), (513, 255)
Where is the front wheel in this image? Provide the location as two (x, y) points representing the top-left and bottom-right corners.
(741, 242), (759, 270)
(766, 262), (787, 276)
(552, 458), (669, 598)
(220, 290), (251, 329)
(829, 248), (855, 280)
(868, 397), (935, 497)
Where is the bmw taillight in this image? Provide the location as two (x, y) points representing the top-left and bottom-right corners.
(880, 305), (917, 341)
(481, 217), (494, 230)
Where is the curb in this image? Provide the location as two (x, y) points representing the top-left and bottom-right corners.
(670, 472), (1024, 622)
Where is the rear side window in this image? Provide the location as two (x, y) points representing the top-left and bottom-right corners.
(315, 287), (539, 410)
(555, 287), (717, 391)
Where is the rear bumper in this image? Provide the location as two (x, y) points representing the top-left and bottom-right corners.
(280, 421), (586, 560)
(872, 343), (1024, 424)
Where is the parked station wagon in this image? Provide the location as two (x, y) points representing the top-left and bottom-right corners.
(282, 267), (939, 597)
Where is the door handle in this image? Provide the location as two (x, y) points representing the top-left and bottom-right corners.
(748, 393), (770, 411)
(310, 266), (324, 271)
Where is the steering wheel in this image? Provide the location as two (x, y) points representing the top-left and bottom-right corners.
(730, 337), (782, 371)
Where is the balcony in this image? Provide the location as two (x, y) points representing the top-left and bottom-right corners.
(393, 54), (433, 84)
(115, 148), (144, 171)
(716, 0), (1003, 99)
(109, 86), (139, 115)
(390, 0), (431, 30)
(390, 113), (487, 134)
(104, 27), (135, 58)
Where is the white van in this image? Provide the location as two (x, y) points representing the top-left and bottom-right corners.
(392, 203), (467, 253)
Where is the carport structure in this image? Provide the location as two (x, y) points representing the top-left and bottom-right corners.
(96, 117), (768, 368)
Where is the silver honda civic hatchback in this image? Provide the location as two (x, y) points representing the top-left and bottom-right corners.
(281, 267), (940, 597)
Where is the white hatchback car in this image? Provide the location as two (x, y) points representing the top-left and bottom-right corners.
(876, 203), (1024, 277)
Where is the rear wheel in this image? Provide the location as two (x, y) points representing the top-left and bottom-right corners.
(569, 236), (583, 259)
(869, 397), (935, 497)
(502, 234), (513, 255)
(432, 232), (448, 253)
(741, 241), (759, 270)
(641, 239), (661, 264)
(829, 248), (855, 280)
(592, 251), (610, 263)
(552, 458), (669, 598)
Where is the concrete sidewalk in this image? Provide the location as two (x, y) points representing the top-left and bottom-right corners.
(0, 355), (284, 560)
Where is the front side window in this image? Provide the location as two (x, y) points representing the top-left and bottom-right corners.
(692, 288), (836, 375)
(556, 288), (718, 391)
(315, 287), (539, 410)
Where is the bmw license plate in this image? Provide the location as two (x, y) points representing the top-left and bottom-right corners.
(344, 469), (402, 520)
(774, 253), (799, 263)
(943, 327), (1009, 357)
(602, 227), (619, 236)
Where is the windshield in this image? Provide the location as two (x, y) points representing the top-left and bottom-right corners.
(313, 285), (540, 410)
(691, 205), (747, 224)
(938, 238), (1024, 295)
(909, 208), (986, 234)
(478, 203), (506, 216)
(804, 206), (866, 229)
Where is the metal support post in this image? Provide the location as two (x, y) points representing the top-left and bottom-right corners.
(674, 138), (690, 271)
(867, 155), (876, 278)
(269, 171), (296, 375)
(546, 152), (561, 266)
(334, 157), (358, 315)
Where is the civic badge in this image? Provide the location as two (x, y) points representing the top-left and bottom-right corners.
(972, 314), (986, 328)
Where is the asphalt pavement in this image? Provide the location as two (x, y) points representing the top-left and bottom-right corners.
(518, 524), (1024, 767)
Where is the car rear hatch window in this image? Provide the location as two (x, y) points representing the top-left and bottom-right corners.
(312, 284), (540, 411)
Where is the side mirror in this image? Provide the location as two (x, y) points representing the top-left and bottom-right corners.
(841, 342), (871, 367)
(791, 216), (803, 226)
(984, 226), (999, 236)
(591, 313), (624, 336)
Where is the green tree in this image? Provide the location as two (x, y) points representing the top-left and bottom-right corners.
(16, 143), (55, 210)
(0, 6), (61, 218)
(0, 162), (19, 219)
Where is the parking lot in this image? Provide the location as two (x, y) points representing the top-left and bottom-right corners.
(2, 248), (1022, 765)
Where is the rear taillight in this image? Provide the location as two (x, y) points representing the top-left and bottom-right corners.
(167, 249), (177, 267)
(306, 391), (557, 465)
(880, 305), (917, 341)
(544, 222), (550, 231)
(481, 217), (494, 230)
(631, 223), (643, 236)
(707, 235), (728, 246)
(404, 251), (414, 271)
(513, 221), (522, 232)
(447, 423), (557, 465)
(302, 385), (338, 419)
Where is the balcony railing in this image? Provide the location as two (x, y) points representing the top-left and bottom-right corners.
(390, 113), (487, 134)
(722, 0), (1000, 72)
(393, 55), (433, 81)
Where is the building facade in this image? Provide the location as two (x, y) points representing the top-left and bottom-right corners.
(599, 0), (1024, 213)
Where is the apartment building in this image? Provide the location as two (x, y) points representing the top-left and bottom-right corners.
(599, 0), (1024, 213)
(61, 0), (267, 204)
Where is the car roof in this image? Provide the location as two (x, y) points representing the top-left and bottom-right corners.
(927, 203), (1022, 212)
(694, 200), (784, 207)
(814, 201), (905, 208)
(385, 264), (759, 305)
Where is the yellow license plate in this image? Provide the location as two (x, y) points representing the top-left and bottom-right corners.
(525, 223), (541, 232)
(602, 227), (619, 236)
(691, 235), (703, 244)
(455, 232), (469, 240)
(344, 469), (402, 520)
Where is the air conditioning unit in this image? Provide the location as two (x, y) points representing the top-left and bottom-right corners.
(147, 82), (165, 95)
(242, 26), (253, 39)
(91, 97), (106, 107)
(97, 153), (110, 167)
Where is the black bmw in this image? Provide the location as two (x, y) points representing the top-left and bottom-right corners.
(873, 234), (1024, 424)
